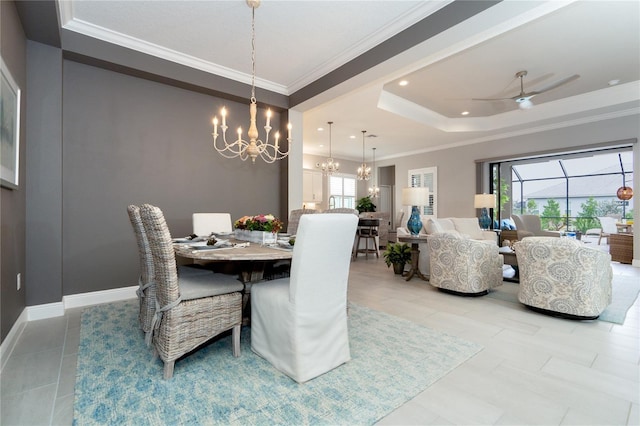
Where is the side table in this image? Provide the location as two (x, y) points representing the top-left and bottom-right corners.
(397, 235), (429, 281)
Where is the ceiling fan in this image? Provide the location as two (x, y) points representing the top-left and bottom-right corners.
(473, 70), (580, 109)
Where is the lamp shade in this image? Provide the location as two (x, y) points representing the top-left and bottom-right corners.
(474, 193), (496, 209)
(617, 186), (633, 201)
(402, 187), (429, 206)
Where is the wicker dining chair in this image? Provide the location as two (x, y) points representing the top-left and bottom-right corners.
(139, 204), (244, 379)
(127, 205), (212, 345)
(286, 208), (317, 235)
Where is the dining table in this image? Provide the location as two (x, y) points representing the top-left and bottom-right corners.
(173, 236), (293, 283)
(174, 236), (294, 323)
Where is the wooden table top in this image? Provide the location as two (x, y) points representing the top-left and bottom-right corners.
(397, 235), (429, 244)
(174, 239), (293, 261)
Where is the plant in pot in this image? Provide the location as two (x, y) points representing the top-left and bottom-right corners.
(383, 242), (411, 275)
(356, 196), (376, 213)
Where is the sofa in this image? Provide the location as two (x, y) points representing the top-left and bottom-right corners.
(514, 237), (612, 319)
(397, 217), (497, 276)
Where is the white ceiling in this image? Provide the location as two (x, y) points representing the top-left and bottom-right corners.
(59, 0), (640, 162)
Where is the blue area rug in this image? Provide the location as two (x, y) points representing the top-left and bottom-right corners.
(488, 275), (639, 324)
(74, 300), (482, 425)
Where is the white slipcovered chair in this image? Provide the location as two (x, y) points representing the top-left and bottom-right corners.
(512, 214), (561, 238)
(428, 233), (503, 296)
(192, 213), (233, 236)
(250, 213), (358, 383)
(514, 237), (612, 319)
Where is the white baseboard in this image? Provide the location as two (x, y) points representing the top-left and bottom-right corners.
(1, 285), (137, 373)
(63, 286), (137, 310)
(0, 308), (28, 372)
(633, 259), (640, 268)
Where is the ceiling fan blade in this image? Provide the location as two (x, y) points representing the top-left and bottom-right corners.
(471, 97), (513, 101)
(528, 74), (580, 96)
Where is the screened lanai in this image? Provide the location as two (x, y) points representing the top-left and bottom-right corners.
(491, 148), (634, 233)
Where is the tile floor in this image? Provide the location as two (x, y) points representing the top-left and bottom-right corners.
(1, 244), (639, 425)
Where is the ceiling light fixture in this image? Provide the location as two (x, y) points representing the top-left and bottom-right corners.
(211, 0), (291, 163)
(399, 80), (409, 86)
(357, 130), (371, 181)
(461, 111), (469, 116)
(318, 121), (339, 175)
(369, 147), (380, 198)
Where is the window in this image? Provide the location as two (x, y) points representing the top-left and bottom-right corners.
(491, 148), (634, 232)
(408, 167), (437, 217)
(329, 174), (356, 209)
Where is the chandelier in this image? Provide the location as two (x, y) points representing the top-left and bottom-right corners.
(318, 121), (339, 175)
(211, 0), (291, 164)
(368, 147), (380, 197)
(357, 130), (371, 181)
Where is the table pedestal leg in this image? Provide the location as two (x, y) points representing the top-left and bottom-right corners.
(404, 243), (429, 281)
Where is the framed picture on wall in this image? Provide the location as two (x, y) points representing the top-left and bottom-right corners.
(1, 56), (21, 189)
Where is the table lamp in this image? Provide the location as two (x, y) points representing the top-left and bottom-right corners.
(402, 187), (429, 235)
(474, 193), (496, 230)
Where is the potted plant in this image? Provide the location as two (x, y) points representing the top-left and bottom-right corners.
(356, 196), (377, 213)
(383, 242), (411, 275)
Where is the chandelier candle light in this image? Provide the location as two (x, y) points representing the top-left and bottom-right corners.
(319, 121), (339, 175)
(402, 187), (430, 236)
(211, 0), (291, 164)
(357, 130), (371, 181)
(369, 147), (380, 197)
(474, 193), (496, 230)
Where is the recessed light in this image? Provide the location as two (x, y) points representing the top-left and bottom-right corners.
(461, 111), (469, 116)
(608, 79), (620, 86)
(319, 144), (324, 148)
(317, 127), (324, 131)
(349, 135), (356, 139)
(399, 80), (409, 86)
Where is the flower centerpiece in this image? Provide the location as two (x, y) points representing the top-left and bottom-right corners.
(234, 214), (283, 244)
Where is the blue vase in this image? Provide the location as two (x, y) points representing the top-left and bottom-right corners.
(407, 206), (423, 235)
(479, 208), (491, 230)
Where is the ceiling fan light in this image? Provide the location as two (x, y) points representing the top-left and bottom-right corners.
(518, 99), (533, 109)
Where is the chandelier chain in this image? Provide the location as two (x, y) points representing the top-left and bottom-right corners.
(210, 0), (292, 164)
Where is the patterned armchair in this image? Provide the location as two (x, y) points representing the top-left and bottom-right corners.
(514, 237), (612, 319)
(428, 233), (503, 296)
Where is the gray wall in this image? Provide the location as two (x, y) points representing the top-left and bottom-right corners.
(1, 1), (27, 341)
(25, 58), (287, 301)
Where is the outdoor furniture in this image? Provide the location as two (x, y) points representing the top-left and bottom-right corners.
(609, 233), (633, 264)
(596, 216), (619, 245)
(250, 213), (358, 383)
(427, 233), (503, 295)
(512, 214), (561, 238)
(514, 237), (612, 319)
(140, 204), (244, 379)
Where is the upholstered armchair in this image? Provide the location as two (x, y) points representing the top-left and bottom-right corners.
(428, 233), (503, 296)
(512, 214), (561, 238)
(251, 213), (358, 383)
(514, 237), (612, 319)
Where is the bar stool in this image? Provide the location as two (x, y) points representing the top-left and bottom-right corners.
(353, 218), (379, 259)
